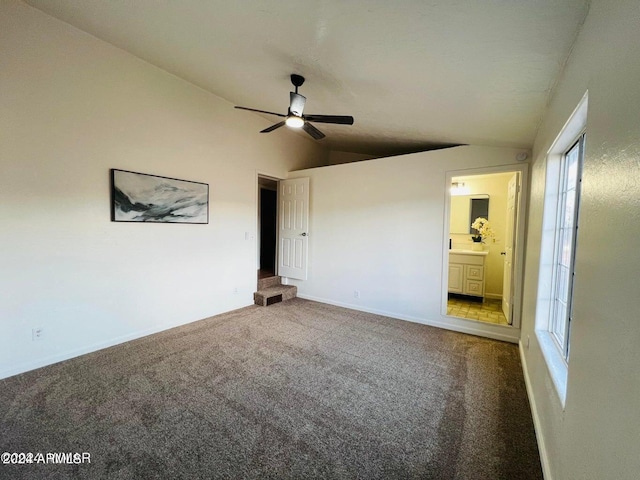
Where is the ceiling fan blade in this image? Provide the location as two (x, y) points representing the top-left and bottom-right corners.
(289, 92), (306, 116)
(235, 106), (286, 117)
(260, 121), (286, 133)
(303, 114), (354, 125)
(302, 122), (325, 140)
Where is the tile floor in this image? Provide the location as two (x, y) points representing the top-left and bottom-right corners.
(447, 295), (509, 325)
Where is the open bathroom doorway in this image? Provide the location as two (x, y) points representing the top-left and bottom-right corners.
(445, 166), (526, 327)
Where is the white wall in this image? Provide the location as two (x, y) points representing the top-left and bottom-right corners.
(520, 0), (640, 478)
(288, 146), (527, 343)
(0, 1), (327, 379)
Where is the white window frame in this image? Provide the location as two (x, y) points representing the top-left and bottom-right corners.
(535, 92), (587, 407)
(548, 134), (584, 359)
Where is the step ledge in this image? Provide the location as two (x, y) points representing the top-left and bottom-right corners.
(255, 285), (297, 297)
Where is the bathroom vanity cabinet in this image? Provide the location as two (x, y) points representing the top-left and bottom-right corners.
(448, 250), (488, 298)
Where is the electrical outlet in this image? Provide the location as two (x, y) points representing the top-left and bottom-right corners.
(354, 290), (360, 299)
(32, 327), (43, 341)
(233, 287), (239, 294)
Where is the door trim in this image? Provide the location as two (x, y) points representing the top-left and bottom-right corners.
(256, 172), (283, 277)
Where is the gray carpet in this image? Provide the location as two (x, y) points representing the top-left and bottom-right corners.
(0, 298), (542, 479)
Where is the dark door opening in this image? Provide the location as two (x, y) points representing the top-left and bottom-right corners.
(259, 182), (277, 279)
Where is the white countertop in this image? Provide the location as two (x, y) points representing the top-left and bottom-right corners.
(449, 249), (489, 256)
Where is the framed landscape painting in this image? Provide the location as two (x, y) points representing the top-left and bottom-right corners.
(111, 169), (209, 224)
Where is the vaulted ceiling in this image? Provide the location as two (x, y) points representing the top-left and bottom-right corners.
(24, 0), (590, 156)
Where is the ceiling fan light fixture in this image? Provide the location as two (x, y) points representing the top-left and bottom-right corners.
(285, 115), (304, 128)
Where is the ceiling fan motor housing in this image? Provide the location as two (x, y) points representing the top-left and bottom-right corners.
(291, 74), (305, 89)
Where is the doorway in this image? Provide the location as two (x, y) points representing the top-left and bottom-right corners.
(444, 166), (526, 327)
(258, 176), (278, 280)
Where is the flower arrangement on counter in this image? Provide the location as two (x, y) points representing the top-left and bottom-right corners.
(471, 217), (495, 244)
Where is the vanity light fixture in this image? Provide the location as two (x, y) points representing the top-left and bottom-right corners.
(450, 182), (469, 196)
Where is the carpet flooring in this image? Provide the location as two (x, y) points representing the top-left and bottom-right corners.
(0, 298), (542, 479)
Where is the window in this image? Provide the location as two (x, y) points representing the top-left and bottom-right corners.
(535, 92), (587, 406)
(549, 134), (584, 360)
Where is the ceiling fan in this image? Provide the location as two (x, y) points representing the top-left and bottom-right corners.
(234, 74), (354, 140)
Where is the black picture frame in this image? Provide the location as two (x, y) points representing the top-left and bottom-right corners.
(110, 169), (209, 224)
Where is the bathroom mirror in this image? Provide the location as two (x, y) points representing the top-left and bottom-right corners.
(449, 194), (489, 234)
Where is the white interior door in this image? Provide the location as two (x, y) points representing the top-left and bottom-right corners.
(278, 177), (309, 280)
(502, 173), (519, 323)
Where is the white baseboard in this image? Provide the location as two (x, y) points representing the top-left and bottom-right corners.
(0, 300), (254, 380)
(484, 293), (502, 300)
(519, 340), (552, 480)
(297, 293), (519, 344)
(0, 322), (190, 380)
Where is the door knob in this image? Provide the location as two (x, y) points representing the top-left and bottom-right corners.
(500, 252), (506, 255)
(300, 232), (307, 236)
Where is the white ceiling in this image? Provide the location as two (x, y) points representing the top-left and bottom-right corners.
(24, 0), (590, 156)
